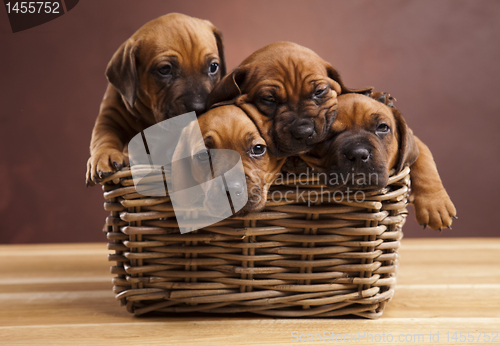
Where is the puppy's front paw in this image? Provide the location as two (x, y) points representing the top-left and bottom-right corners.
(411, 189), (457, 230)
(86, 149), (129, 186)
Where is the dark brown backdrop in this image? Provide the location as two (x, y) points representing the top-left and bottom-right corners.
(1, 0), (499, 243)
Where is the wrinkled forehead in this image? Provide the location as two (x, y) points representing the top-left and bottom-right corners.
(245, 56), (330, 98)
(136, 19), (218, 62)
(337, 94), (394, 127)
(198, 106), (263, 148)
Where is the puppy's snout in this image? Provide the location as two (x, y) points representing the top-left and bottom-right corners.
(344, 147), (371, 164)
(291, 120), (315, 142)
(184, 101), (205, 116)
(226, 180), (245, 197)
(213, 176), (245, 197)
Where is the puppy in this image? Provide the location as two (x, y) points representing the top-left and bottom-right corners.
(171, 104), (286, 214)
(206, 41), (372, 157)
(367, 91), (458, 230)
(300, 93), (456, 230)
(86, 13), (226, 186)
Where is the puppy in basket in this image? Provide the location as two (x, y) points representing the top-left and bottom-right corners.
(206, 41), (454, 229)
(86, 13), (225, 186)
(171, 104), (286, 216)
(298, 93), (457, 230)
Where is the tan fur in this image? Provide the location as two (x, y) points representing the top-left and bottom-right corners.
(300, 93), (456, 230)
(86, 13), (225, 185)
(206, 42), (373, 157)
(172, 105), (286, 213)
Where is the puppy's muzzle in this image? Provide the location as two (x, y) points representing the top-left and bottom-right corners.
(206, 174), (246, 216)
(184, 100), (205, 116)
(182, 89), (207, 116)
(217, 177), (245, 198)
(344, 147), (371, 165)
(290, 119), (315, 143)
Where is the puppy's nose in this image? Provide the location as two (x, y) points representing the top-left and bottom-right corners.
(184, 101), (205, 116)
(226, 180), (245, 197)
(344, 147), (371, 164)
(291, 121), (315, 142)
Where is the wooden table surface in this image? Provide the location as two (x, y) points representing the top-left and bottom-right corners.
(1, 238), (499, 345)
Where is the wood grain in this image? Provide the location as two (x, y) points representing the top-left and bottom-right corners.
(0, 239), (499, 345)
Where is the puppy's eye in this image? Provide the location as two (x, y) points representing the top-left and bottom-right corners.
(196, 150), (210, 161)
(209, 62), (219, 75)
(250, 145), (267, 157)
(376, 124), (390, 134)
(158, 64), (172, 76)
(314, 86), (329, 98)
(261, 95), (275, 104)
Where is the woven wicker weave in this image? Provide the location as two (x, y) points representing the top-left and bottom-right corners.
(102, 166), (410, 318)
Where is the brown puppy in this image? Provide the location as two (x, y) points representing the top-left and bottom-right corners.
(206, 41), (372, 157)
(300, 93), (456, 230)
(367, 91), (458, 230)
(86, 13), (226, 186)
(171, 105), (286, 214)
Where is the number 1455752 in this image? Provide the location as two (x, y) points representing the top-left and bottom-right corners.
(445, 331), (498, 343)
(5, 2), (60, 14)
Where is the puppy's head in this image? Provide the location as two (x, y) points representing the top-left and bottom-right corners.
(303, 93), (419, 190)
(172, 105), (285, 215)
(106, 13), (226, 122)
(207, 42), (372, 157)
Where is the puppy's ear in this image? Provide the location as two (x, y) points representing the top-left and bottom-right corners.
(393, 108), (420, 172)
(106, 38), (139, 107)
(370, 91), (396, 108)
(236, 98), (280, 156)
(206, 67), (247, 109)
(170, 122), (201, 206)
(212, 27), (227, 77)
(325, 64), (373, 95)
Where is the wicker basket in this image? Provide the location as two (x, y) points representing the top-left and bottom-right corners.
(101, 166), (410, 318)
